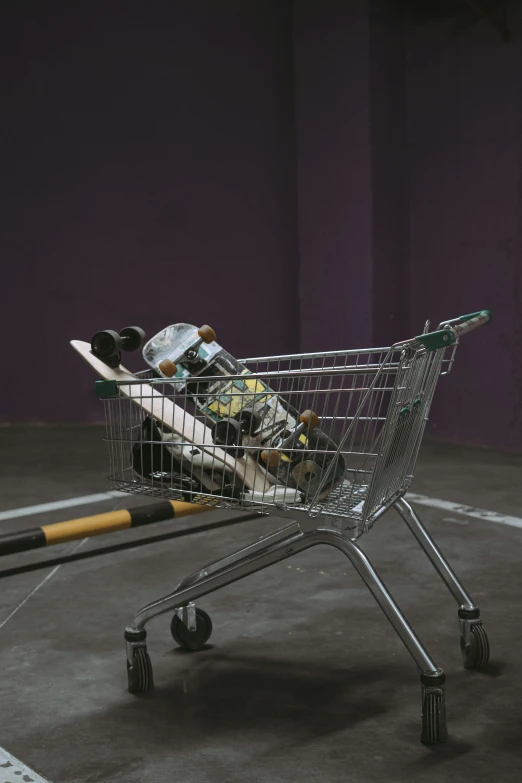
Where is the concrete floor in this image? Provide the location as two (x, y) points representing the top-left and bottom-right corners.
(0, 426), (521, 782)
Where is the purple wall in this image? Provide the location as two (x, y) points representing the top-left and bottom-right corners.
(294, 0), (374, 352)
(294, 0), (522, 451)
(2, 0), (521, 451)
(1, 0), (298, 422)
(370, 0), (410, 346)
(405, 7), (522, 450)
(294, 0), (410, 353)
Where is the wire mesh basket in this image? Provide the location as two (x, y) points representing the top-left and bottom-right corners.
(96, 313), (489, 538)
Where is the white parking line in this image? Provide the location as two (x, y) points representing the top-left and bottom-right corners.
(0, 491), (125, 522)
(0, 746), (52, 782)
(0, 490), (520, 531)
(407, 493), (522, 530)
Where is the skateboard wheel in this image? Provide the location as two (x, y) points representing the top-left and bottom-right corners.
(292, 459), (321, 486)
(198, 325), (216, 344)
(261, 449), (281, 467)
(299, 410), (319, 430)
(120, 326), (146, 352)
(91, 330), (122, 358)
(159, 359), (178, 378)
(212, 418), (242, 446)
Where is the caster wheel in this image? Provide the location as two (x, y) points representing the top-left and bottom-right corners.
(197, 325), (216, 344)
(91, 329), (122, 358)
(461, 623), (490, 669)
(171, 608), (213, 651)
(120, 326), (146, 352)
(127, 646), (154, 693)
(421, 688), (447, 745)
(212, 418), (242, 446)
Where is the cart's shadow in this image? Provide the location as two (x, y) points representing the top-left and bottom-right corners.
(131, 650), (389, 743)
(475, 660), (505, 678)
(405, 738), (475, 770)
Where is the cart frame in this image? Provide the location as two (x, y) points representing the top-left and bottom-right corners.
(95, 310), (491, 745)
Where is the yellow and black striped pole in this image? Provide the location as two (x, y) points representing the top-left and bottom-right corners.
(0, 499), (210, 557)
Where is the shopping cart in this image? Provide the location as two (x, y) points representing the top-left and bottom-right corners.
(96, 310), (491, 745)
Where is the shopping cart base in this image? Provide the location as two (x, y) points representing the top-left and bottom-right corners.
(122, 513), (460, 742)
(121, 503), (492, 742)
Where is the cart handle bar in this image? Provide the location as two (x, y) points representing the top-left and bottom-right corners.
(412, 310), (491, 352)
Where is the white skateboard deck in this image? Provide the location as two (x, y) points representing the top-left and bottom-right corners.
(71, 340), (270, 493)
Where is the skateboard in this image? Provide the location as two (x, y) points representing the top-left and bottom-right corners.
(142, 324), (346, 501)
(134, 416), (299, 504)
(131, 415), (228, 502)
(71, 334), (298, 505)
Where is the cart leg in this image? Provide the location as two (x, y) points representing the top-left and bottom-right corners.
(331, 535), (447, 745)
(124, 524), (311, 692)
(128, 524), (308, 632)
(123, 524), (448, 742)
(394, 497), (490, 669)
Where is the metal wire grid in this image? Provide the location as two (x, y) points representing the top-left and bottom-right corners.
(101, 342), (450, 536)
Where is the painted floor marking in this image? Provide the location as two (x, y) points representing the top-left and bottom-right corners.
(407, 493), (522, 530)
(0, 746), (53, 782)
(0, 491), (520, 532)
(0, 491), (124, 522)
(0, 539), (88, 632)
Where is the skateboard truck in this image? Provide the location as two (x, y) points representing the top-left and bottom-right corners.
(91, 327), (146, 368)
(158, 325), (217, 378)
(261, 410), (319, 467)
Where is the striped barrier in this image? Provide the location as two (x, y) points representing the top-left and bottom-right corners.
(0, 500), (209, 557)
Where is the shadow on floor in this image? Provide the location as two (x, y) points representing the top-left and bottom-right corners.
(124, 652), (389, 742)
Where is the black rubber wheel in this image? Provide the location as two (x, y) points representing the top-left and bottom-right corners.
(461, 623), (490, 669)
(91, 329), (122, 358)
(171, 608), (213, 651)
(212, 418), (242, 446)
(234, 409), (262, 435)
(127, 646), (154, 693)
(222, 482), (244, 500)
(120, 326), (146, 352)
(421, 689), (447, 745)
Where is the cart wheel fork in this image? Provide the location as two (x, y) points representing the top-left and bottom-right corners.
(125, 628), (154, 693)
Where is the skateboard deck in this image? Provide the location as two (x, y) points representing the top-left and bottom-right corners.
(131, 415), (230, 500)
(70, 340), (272, 496)
(142, 324), (346, 500)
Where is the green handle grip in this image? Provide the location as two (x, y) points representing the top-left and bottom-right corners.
(415, 309), (491, 351)
(451, 309), (491, 338)
(452, 310), (491, 326)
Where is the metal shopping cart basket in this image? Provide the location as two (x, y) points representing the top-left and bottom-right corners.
(96, 309), (491, 745)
